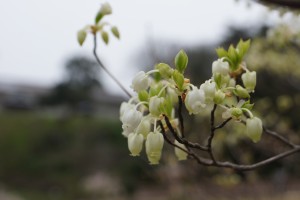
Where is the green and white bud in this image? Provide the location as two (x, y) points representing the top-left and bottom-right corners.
(99, 2), (112, 16)
(214, 90), (226, 104)
(101, 31), (109, 45)
(212, 58), (230, 76)
(185, 87), (206, 115)
(77, 29), (87, 46)
(128, 133), (144, 156)
(175, 50), (188, 73)
(155, 63), (173, 78)
(246, 117), (263, 143)
(149, 96), (164, 116)
(235, 85), (250, 99)
(131, 71), (150, 92)
(146, 131), (164, 165)
(111, 26), (120, 39)
(242, 71), (256, 92)
(230, 107), (243, 119)
(174, 140), (188, 161)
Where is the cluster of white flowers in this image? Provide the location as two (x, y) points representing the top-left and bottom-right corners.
(120, 40), (263, 164)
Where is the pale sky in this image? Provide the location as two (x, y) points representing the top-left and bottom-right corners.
(0, 0), (276, 95)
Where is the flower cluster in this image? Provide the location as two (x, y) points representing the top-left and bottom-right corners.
(77, 2), (120, 46)
(120, 39), (263, 164)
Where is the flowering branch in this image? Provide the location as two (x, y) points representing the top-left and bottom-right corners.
(79, 3), (300, 171)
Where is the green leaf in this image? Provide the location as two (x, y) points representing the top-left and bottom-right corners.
(95, 12), (103, 24)
(101, 31), (109, 45)
(174, 50), (188, 73)
(111, 26), (120, 39)
(216, 47), (228, 58)
(77, 30), (87, 46)
(237, 39), (251, 58)
(172, 70), (184, 91)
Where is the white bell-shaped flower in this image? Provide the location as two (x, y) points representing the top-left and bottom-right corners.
(149, 96), (164, 117)
(200, 80), (216, 103)
(146, 131), (164, 165)
(120, 102), (135, 120)
(246, 117), (263, 143)
(136, 118), (151, 139)
(128, 133), (144, 156)
(212, 58), (230, 76)
(131, 71), (150, 92)
(242, 71), (256, 92)
(121, 108), (143, 137)
(174, 140), (188, 161)
(185, 87), (206, 115)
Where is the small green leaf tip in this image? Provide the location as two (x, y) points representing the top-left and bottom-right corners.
(101, 31), (109, 45)
(175, 50), (188, 73)
(77, 30), (87, 46)
(111, 26), (120, 39)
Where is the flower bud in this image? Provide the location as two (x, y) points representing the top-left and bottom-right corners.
(246, 117), (263, 143)
(200, 80), (216, 103)
(131, 71), (150, 92)
(235, 85), (250, 99)
(155, 63), (173, 78)
(214, 90), (226, 104)
(128, 133), (144, 156)
(185, 88), (206, 115)
(149, 96), (164, 117)
(121, 109), (143, 136)
(99, 2), (112, 16)
(77, 29), (87, 46)
(242, 71), (256, 92)
(212, 58), (229, 76)
(230, 107), (243, 119)
(174, 140), (188, 161)
(146, 131), (164, 165)
(111, 26), (120, 39)
(175, 50), (188, 73)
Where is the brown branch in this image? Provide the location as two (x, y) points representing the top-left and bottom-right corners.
(178, 96), (185, 137)
(206, 104), (217, 163)
(158, 120), (189, 154)
(214, 117), (232, 130)
(93, 34), (132, 98)
(163, 115), (208, 151)
(263, 127), (297, 148)
(213, 145), (300, 171)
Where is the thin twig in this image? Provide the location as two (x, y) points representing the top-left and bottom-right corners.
(92, 34), (132, 98)
(263, 127), (297, 148)
(163, 115), (208, 151)
(158, 120), (189, 154)
(214, 145), (300, 171)
(178, 96), (185, 137)
(207, 104), (217, 163)
(214, 117), (232, 130)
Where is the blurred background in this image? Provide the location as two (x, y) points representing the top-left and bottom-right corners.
(0, 0), (300, 199)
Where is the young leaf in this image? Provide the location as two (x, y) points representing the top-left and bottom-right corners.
(172, 70), (184, 91)
(95, 12), (103, 24)
(216, 47), (228, 58)
(175, 50), (188, 73)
